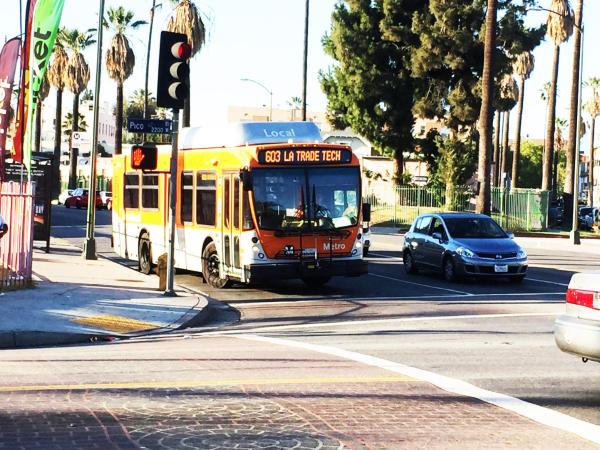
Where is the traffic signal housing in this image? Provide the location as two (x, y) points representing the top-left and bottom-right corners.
(157, 31), (191, 109)
(131, 143), (158, 171)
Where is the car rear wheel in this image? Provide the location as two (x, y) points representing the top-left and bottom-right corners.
(443, 256), (458, 282)
(138, 234), (153, 275)
(65, 201), (71, 209)
(403, 251), (418, 274)
(202, 242), (230, 289)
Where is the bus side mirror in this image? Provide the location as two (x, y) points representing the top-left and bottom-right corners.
(362, 203), (371, 222)
(240, 168), (253, 191)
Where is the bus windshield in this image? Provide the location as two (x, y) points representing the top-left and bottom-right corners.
(252, 167), (360, 231)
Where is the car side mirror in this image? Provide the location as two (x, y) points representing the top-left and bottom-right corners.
(362, 203), (371, 222)
(432, 231), (443, 242)
(507, 232), (514, 239)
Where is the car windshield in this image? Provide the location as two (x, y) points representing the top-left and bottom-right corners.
(252, 167), (360, 231)
(444, 217), (507, 239)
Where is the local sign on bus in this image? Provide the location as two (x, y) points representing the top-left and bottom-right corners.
(257, 148), (352, 165)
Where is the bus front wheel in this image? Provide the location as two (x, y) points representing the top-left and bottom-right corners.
(202, 242), (230, 289)
(138, 234), (153, 275)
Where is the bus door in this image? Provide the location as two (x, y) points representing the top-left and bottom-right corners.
(221, 173), (242, 278)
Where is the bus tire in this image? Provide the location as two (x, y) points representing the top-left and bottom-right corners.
(302, 276), (331, 287)
(202, 242), (230, 289)
(138, 233), (153, 275)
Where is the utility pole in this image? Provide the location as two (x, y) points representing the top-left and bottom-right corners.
(301, 0), (309, 121)
(83, 0), (105, 260)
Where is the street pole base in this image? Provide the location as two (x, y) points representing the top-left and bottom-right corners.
(163, 289), (178, 297)
(569, 230), (581, 245)
(83, 239), (97, 260)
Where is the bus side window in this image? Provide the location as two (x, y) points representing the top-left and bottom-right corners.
(124, 173), (139, 209)
(196, 172), (216, 226)
(180, 171), (193, 223)
(142, 174), (159, 210)
(234, 176), (240, 230)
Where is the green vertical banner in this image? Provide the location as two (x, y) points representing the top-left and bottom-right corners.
(23, 0), (65, 172)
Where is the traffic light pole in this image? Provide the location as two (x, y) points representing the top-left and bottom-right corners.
(164, 108), (179, 296)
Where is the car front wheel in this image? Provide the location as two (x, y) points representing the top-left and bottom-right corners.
(443, 256), (458, 282)
(403, 251), (418, 274)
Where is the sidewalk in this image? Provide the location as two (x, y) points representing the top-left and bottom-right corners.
(0, 241), (211, 348)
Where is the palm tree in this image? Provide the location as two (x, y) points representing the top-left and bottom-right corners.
(105, 7), (146, 155)
(585, 77), (600, 207)
(62, 28), (95, 189)
(511, 52), (535, 189)
(34, 75), (50, 153)
(167, 0), (206, 127)
(563, 0), (583, 229)
(476, 0), (497, 215)
(47, 32), (68, 196)
(542, 0), (573, 192)
(288, 96), (303, 121)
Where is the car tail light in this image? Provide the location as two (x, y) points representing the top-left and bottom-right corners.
(566, 288), (600, 310)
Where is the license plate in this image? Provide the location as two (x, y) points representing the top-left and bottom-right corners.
(302, 248), (316, 256)
(494, 264), (508, 273)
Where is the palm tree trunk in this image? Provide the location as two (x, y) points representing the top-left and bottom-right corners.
(52, 88), (63, 196)
(493, 111), (501, 187)
(68, 93), (80, 189)
(511, 77), (525, 189)
(115, 83), (124, 155)
(590, 117), (596, 207)
(563, 0), (584, 230)
(542, 44), (560, 192)
(501, 111), (510, 187)
(476, 0), (497, 216)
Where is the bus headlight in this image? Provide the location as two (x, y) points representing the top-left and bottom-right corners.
(252, 245), (260, 253)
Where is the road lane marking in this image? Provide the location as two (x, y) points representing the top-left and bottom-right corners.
(369, 252), (403, 261)
(0, 375), (414, 393)
(241, 334), (600, 446)
(368, 272), (473, 296)
(207, 312), (557, 335)
(525, 277), (569, 287)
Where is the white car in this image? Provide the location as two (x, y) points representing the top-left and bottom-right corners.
(554, 271), (600, 363)
(58, 189), (73, 205)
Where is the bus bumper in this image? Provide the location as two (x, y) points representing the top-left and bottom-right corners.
(246, 259), (368, 282)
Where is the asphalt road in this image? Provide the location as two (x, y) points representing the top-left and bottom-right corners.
(48, 204), (600, 433)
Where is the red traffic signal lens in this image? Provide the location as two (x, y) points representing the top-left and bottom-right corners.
(171, 42), (191, 60)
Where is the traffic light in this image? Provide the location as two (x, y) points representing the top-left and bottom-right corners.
(131, 144), (158, 171)
(157, 31), (191, 109)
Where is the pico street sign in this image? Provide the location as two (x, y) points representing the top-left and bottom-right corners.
(127, 118), (172, 134)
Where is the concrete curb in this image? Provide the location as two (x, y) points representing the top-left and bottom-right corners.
(0, 296), (214, 350)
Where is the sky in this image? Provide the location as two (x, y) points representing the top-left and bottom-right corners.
(2, 0), (599, 149)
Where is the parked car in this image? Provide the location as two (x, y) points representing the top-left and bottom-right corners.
(58, 189), (74, 205)
(554, 271), (600, 363)
(64, 188), (102, 209)
(99, 191), (112, 210)
(402, 213), (528, 283)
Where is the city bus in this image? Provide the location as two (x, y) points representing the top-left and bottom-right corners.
(111, 121), (369, 288)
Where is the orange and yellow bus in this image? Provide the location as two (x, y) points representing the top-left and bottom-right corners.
(112, 122), (368, 288)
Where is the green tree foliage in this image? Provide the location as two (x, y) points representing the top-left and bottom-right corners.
(320, 0), (418, 178)
(322, 0), (544, 187)
(518, 141), (566, 189)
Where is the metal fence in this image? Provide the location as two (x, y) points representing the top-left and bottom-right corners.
(0, 182), (34, 290)
(60, 175), (112, 193)
(364, 184), (549, 232)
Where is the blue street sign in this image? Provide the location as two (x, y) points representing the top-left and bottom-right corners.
(127, 118), (173, 134)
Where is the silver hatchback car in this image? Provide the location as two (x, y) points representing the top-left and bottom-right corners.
(403, 213), (528, 282)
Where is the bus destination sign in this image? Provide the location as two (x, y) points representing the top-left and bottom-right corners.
(258, 148), (352, 165)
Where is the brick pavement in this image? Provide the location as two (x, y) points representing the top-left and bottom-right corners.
(0, 379), (597, 450)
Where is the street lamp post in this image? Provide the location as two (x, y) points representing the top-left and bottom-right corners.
(83, 0), (105, 260)
(570, 25), (584, 245)
(240, 78), (273, 121)
(302, 0), (309, 122)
